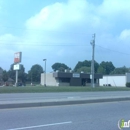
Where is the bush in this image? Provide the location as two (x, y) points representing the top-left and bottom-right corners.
(126, 82), (130, 87)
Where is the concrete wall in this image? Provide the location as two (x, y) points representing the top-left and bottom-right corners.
(86, 83), (99, 87)
(70, 78), (81, 86)
(59, 83), (70, 86)
(100, 75), (126, 87)
(41, 73), (59, 86)
(41, 72), (103, 87)
(126, 73), (130, 83)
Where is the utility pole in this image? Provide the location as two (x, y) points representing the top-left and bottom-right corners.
(43, 59), (47, 87)
(90, 33), (95, 88)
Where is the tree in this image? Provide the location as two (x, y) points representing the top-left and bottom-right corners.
(28, 64), (43, 82)
(77, 66), (91, 73)
(18, 64), (26, 83)
(0, 67), (3, 81)
(74, 60), (99, 73)
(98, 61), (115, 74)
(8, 64), (15, 80)
(2, 70), (8, 82)
(111, 66), (129, 74)
(52, 63), (70, 72)
(97, 66), (106, 74)
(8, 64), (27, 83)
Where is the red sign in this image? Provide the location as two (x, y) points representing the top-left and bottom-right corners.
(14, 52), (22, 63)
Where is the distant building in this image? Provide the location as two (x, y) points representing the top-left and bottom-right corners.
(0, 67), (3, 77)
(99, 73), (130, 87)
(0, 68), (3, 86)
(41, 72), (103, 86)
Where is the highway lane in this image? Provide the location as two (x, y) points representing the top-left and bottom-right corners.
(0, 91), (130, 102)
(0, 101), (130, 130)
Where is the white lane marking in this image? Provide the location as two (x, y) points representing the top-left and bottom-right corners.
(68, 96), (81, 99)
(7, 121), (72, 130)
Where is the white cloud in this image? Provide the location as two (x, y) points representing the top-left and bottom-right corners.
(98, 0), (130, 17)
(119, 29), (130, 40)
(1, 0), (130, 71)
(13, 0), (130, 69)
(25, 1), (89, 31)
(0, 33), (18, 41)
(57, 49), (64, 56)
(0, 34), (20, 49)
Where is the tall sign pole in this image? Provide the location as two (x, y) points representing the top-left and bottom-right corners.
(16, 69), (18, 87)
(14, 52), (22, 87)
(90, 34), (95, 88)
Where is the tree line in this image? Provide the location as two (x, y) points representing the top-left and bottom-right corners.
(0, 64), (43, 84)
(0, 60), (130, 84)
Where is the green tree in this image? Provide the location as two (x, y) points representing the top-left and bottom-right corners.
(111, 66), (129, 74)
(0, 67), (3, 81)
(28, 64), (43, 82)
(74, 60), (99, 73)
(18, 64), (27, 83)
(98, 61), (115, 74)
(8, 64), (27, 83)
(8, 64), (15, 80)
(97, 66), (105, 74)
(2, 70), (8, 82)
(52, 63), (70, 72)
(77, 66), (91, 73)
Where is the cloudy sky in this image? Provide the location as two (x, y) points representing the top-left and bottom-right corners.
(0, 0), (130, 72)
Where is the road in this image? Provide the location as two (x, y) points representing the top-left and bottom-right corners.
(0, 101), (130, 130)
(0, 91), (130, 104)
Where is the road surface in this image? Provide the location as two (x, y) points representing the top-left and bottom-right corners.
(0, 101), (130, 130)
(0, 91), (130, 103)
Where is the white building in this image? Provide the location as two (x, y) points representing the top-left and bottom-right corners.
(99, 73), (130, 87)
(41, 72), (103, 86)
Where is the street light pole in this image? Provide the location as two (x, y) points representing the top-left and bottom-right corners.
(43, 59), (46, 86)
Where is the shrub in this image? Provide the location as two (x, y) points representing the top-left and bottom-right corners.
(126, 82), (130, 87)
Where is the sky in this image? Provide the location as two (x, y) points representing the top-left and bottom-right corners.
(0, 0), (130, 72)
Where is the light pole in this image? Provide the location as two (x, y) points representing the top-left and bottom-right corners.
(43, 59), (46, 86)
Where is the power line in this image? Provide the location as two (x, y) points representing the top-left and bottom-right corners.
(96, 44), (130, 56)
(0, 25), (92, 36)
(0, 42), (90, 47)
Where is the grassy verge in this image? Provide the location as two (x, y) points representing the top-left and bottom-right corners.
(0, 86), (130, 93)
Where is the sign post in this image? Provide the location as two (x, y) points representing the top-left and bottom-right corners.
(16, 70), (18, 87)
(14, 52), (22, 87)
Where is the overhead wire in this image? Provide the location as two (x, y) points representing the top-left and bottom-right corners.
(0, 25), (130, 55)
(96, 44), (130, 56)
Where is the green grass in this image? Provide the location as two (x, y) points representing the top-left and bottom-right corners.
(0, 86), (130, 93)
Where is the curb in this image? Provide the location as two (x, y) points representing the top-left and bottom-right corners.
(1, 97), (130, 109)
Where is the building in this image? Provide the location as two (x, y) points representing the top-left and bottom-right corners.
(99, 73), (130, 87)
(0, 68), (3, 86)
(41, 72), (103, 86)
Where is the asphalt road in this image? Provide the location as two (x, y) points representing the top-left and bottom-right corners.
(0, 91), (130, 104)
(0, 101), (130, 130)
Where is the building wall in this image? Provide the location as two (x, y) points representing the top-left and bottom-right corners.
(41, 73), (58, 86)
(59, 83), (70, 86)
(70, 78), (81, 86)
(41, 72), (103, 87)
(0, 68), (3, 82)
(100, 75), (126, 87)
(126, 73), (130, 83)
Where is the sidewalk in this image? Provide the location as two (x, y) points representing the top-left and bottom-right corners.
(0, 94), (130, 109)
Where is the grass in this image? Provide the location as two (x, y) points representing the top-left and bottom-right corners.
(0, 86), (130, 93)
